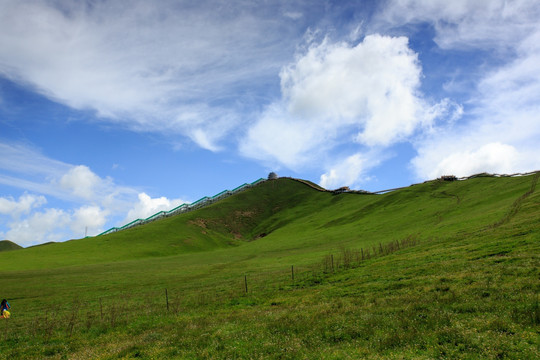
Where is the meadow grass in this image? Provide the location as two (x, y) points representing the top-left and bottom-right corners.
(0, 175), (538, 358)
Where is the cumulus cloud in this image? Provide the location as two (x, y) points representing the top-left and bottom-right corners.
(0, 193), (47, 218)
(4, 208), (70, 246)
(1, 204), (110, 246)
(413, 142), (527, 179)
(71, 205), (109, 236)
(60, 165), (103, 200)
(242, 33), (438, 184)
(240, 104), (330, 169)
(282, 35), (427, 146)
(320, 153), (379, 189)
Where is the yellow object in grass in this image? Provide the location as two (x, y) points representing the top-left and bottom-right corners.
(1, 310), (9, 319)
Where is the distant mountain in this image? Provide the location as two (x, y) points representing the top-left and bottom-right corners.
(0, 240), (22, 252)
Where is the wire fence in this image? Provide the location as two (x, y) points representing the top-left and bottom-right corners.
(1, 235), (422, 341)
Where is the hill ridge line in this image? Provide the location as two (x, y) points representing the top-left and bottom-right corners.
(94, 170), (539, 238)
(289, 171), (540, 194)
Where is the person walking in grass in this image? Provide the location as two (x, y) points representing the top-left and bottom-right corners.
(1, 299), (10, 318)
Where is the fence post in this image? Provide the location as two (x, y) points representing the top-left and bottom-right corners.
(165, 289), (169, 312)
(291, 265), (294, 283)
(244, 275), (248, 294)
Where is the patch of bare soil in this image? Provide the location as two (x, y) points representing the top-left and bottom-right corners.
(189, 219), (208, 228)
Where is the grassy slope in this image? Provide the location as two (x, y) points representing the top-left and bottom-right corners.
(0, 175), (538, 359)
(0, 175), (532, 270)
(0, 240), (22, 252)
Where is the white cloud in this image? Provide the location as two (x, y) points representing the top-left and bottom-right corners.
(0, 141), (138, 205)
(1, 204), (109, 245)
(60, 165), (102, 200)
(5, 208), (70, 246)
(383, 0), (540, 179)
(0, 141), (190, 245)
(240, 104), (331, 169)
(0, 0), (306, 150)
(413, 142), (528, 179)
(284, 11), (303, 20)
(378, 0), (540, 52)
(320, 153), (377, 189)
(70, 205), (109, 237)
(0, 142), (69, 178)
(1, 190), (188, 245)
(0, 193), (47, 218)
(242, 33), (436, 185)
(125, 193), (186, 222)
(281, 34), (427, 146)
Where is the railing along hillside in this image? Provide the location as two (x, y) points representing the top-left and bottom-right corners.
(97, 178), (267, 236)
(97, 170), (539, 237)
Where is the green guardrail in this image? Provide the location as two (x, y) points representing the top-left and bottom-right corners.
(119, 218), (142, 230)
(97, 227), (119, 236)
(167, 203), (188, 214)
(190, 196), (209, 206)
(231, 183), (248, 192)
(145, 211), (166, 221)
(251, 178), (265, 185)
(212, 190), (229, 199)
(96, 178), (267, 236)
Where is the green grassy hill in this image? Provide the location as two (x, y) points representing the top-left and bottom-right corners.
(0, 240), (22, 252)
(0, 174), (538, 359)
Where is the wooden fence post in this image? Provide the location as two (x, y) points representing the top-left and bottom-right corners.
(291, 265), (294, 283)
(244, 275), (248, 294)
(165, 289), (169, 312)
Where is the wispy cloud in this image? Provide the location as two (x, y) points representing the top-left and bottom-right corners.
(0, 142), (135, 204)
(0, 142), (69, 177)
(0, 0), (307, 149)
(377, 0), (540, 51)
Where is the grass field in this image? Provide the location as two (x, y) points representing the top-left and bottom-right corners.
(0, 174), (538, 359)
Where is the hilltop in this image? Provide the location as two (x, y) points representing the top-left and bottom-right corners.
(0, 240), (22, 252)
(0, 173), (538, 359)
(1, 173), (537, 270)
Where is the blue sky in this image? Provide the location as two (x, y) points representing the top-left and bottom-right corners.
(1, 0), (539, 246)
